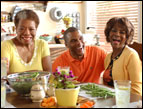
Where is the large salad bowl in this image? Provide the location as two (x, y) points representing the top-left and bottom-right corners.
(7, 71), (50, 96)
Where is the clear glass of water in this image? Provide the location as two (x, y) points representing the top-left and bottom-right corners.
(114, 80), (131, 108)
(1, 80), (6, 108)
(57, 66), (70, 73)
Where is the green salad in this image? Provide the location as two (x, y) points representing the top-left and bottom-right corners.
(10, 72), (40, 95)
(11, 81), (39, 95)
(18, 72), (39, 79)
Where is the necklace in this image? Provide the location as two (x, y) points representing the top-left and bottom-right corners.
(105, 46), (126, 86)
(111, 46), (126, 60)
(12, 40), (38, 66)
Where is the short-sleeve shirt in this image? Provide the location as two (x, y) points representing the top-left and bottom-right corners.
(1, 39), (50, 73)
(104, 46), (142, 96)
(52, 46), (107, 84)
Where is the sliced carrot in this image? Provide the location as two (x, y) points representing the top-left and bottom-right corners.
(47, 102), (55, 107)
(43, 98), (48, 103)
(47, 97), (52, 102)
(85, 101), (94, 107)
(41, 97), (56, 107)
(41, 102), (47, 107)
(80, 105), (85, 108)
(45, 103), (50, 107)
(51, 97), (56, 102)
(82, 103), (90, 108)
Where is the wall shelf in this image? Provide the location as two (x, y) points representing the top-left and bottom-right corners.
(1, 1), (48, 12)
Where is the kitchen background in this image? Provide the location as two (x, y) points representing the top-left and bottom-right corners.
(1, 1), (84, 41)
(1, 1), (142, 63)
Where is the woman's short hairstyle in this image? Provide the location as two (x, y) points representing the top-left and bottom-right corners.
(104, 17), (134, 45)
(63, 27), (79, 43)
(14, 9), (40, 28)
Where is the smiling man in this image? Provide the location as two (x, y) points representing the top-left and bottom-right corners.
(52, 27), (107, 83)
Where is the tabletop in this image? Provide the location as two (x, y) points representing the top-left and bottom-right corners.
(5, 84), (142, 108)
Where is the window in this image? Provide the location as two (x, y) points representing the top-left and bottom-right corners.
(85, 1), (140, 52)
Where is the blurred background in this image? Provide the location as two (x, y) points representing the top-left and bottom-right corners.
(1, 1), (142, 63)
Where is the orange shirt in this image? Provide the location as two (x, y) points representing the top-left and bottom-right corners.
(52, 46), (107, 84)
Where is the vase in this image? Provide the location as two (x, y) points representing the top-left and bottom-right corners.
(66, 24), (70, 28)
(55, 86), (80, 107)
(30, 83), (45, 102)
(46, 85), (55, 96)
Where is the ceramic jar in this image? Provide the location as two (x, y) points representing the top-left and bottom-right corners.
(30, 83), (45, 102)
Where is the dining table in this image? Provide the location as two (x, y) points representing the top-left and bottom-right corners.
(5, 83), (142, 108)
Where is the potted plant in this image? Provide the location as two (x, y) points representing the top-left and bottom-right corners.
(49, 68), (80, 107)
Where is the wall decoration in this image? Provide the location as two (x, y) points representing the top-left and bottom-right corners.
(49, 7), (63, 22)
(11, 6), (21, 21)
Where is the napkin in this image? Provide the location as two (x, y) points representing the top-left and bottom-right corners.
(111, 100), (142, 108)
(5, 101), (16, 108)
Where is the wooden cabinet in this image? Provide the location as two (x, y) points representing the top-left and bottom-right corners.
(50, 46), (67, 63)
(2, 1), (48, 4)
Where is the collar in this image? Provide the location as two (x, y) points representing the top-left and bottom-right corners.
(67, 46), (87, 62)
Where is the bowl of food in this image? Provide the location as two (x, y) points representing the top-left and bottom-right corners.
(7, 71), (50, 96)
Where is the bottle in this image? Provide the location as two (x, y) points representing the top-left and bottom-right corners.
(41, 76), (47, 93)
